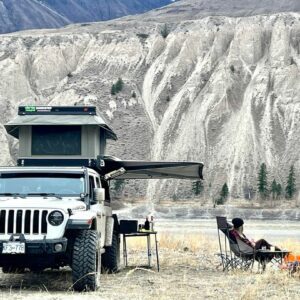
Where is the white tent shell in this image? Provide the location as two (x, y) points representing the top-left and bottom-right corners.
(5, 114), (117, 140)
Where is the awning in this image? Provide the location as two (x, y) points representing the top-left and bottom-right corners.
(17, 156), (204, 180)
(99, 156), (204, 180)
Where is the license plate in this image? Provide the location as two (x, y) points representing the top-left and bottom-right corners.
(2, 242), (25, 254)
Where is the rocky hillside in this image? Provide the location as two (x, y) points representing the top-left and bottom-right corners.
(0, 0), (176, 33)
(0, 2), (299, 202)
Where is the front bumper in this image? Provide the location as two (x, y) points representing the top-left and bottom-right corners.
(0, 238), (68, 255)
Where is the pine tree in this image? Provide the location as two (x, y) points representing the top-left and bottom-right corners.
(285, 165), (296, 199)
(257, 163), (268, 199)
(131, 91), (137, 98)
(192, 181), (203, 196)
(220, 183), (229, 200)
(276, 183), (282, 198)
(271, 179), (277, 200)
(215, 183), (229, 205)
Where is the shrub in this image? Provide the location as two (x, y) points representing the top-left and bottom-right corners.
(113, 179), (125, 193)
(136, 33), (149, 39)
(111, 84), (116, 95)
(160, 24), (170, 39)
(115, 78), (124, 93)
(111, 78), (124, 95)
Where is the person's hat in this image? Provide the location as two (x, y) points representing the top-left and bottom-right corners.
(232, 218), (244, 228)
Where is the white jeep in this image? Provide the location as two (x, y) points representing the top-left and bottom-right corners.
(0, 166), (119, 292)
(1, 105), (203, 292)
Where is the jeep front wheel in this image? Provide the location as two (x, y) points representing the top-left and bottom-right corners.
(2, 266), (25, 274)
(72, 230), (101, 292)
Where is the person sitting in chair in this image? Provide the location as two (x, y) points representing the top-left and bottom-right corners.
(230, 217), (280, 251)
(229, 217), (283, 266)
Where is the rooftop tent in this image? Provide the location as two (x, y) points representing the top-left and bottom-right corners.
(5, 106), (117, 140)
(8, 106), (204, 180)
(5, 106), (117, 158)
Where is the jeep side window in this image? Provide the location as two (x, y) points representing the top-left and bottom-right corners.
(89, 175), (95, 199)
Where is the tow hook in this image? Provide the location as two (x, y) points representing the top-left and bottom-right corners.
(9, 233), (26, 242)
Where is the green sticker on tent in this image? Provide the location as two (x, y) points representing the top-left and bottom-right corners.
(25, 106), (36, 112)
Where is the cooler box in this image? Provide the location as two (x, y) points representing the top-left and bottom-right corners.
(119, 220), (138, 234)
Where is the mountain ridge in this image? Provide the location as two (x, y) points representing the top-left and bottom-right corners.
(0, 0), (68, 33)
(40, 0), (176, 22)
(0, 0), (176, 34)
(138, 0), (300, 22)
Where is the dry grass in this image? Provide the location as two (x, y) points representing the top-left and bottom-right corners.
(1, 233), (300, 300)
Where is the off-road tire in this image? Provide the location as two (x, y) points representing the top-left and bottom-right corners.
(102, 230), (120, 273)
(72, 230), (101, 292)
(2, 266), (25, 274)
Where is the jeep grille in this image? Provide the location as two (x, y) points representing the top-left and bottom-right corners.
(0, 209), (48, 235)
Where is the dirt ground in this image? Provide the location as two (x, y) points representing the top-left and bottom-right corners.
(0, 235), (300, 300)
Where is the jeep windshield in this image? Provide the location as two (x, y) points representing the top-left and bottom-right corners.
(0, 173), (85, 197)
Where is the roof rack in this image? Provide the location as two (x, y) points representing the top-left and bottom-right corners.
(18, 106), (96, 115)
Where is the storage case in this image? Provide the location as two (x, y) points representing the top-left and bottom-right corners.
(119, 220), (138, 234)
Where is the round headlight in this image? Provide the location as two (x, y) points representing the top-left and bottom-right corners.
(48, 211), (64, 226)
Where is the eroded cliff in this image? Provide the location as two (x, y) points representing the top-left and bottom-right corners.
(0, 13), (299, 201)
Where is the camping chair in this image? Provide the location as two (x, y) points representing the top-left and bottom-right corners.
(216, 216), (256, 271)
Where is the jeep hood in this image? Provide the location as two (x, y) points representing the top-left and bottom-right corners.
(0, 197), (86, 212)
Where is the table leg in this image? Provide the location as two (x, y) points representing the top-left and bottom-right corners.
(123, 234), (128, 267)
(155, 233), (160, 272)
(147, 234), (151, 267)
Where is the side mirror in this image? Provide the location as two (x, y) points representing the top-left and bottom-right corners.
(94, 188), (105, 203)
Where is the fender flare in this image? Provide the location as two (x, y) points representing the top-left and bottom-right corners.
(112, 214), (120, 233)
(66, 211), (97, 230)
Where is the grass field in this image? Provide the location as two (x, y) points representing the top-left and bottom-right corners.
(0, 233), (300, 300)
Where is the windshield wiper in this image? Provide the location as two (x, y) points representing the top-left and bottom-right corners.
(27, 193), (62, 199)
(0, 193), (25, 198)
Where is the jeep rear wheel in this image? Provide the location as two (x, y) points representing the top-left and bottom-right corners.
(102, 230), (120, 273)
(72, 230), (101, 292)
